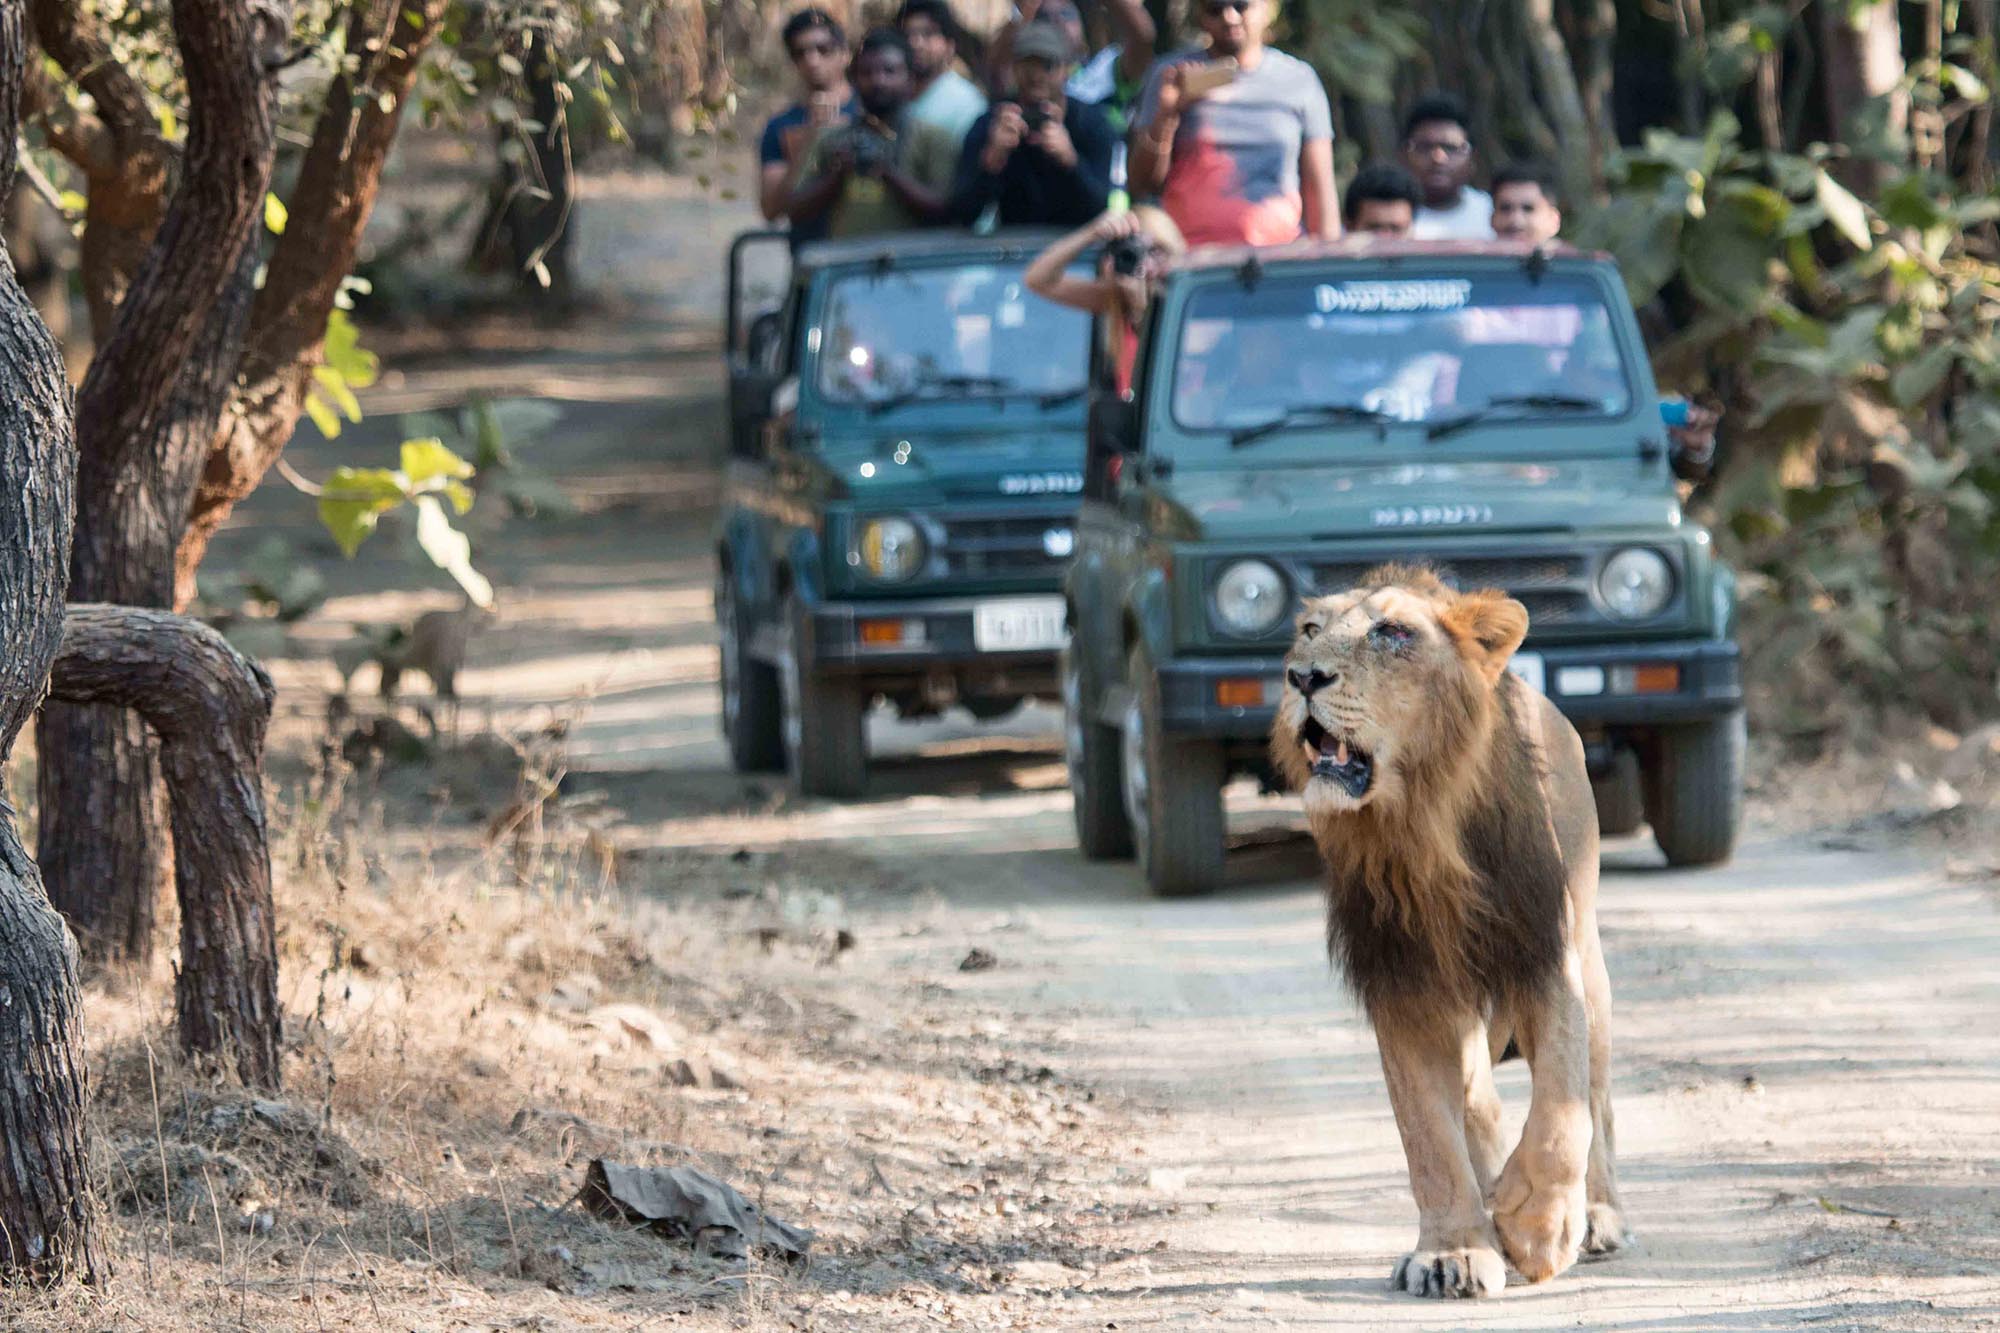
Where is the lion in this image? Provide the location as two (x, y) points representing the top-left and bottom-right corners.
(1270, 564), (1627, 1298)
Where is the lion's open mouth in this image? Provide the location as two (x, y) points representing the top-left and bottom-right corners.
(1299, 717), (1374, 799)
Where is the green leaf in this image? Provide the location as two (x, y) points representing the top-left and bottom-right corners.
(400, 437), (475, 487)
(323, 309), (379, 388)
(413, 495), (495, 607)
(1892, 343), (1957, 407)
(312, 365), (363, 423)
(1814, 170), (1874, 250)
(264, 192), (288, 235)
(304, 389), (343, 440)
(318, 467), (410, 557)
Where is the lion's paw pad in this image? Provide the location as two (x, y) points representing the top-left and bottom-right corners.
(1390, 1246), (1504, 1299)
(1581, 1202), (1629, 1257)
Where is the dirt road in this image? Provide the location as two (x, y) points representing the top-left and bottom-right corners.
(208, 171), (2000, 1328)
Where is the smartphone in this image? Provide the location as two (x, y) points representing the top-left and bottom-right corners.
(1180, 58), (1240, 98)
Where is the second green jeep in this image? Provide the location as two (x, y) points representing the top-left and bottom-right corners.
(1064, 241), (1746, 895)
(716, 229), (1094, 797)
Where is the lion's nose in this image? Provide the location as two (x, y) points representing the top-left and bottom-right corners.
(1288, 666), (1336, 697)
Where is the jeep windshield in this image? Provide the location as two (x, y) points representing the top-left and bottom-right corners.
(816, 261), (1091, 411)
(1171, 271), (1636, 437)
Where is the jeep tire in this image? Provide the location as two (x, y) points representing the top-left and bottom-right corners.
(1122, 646), (1225, 896)
(1646, 711), (1745, 867)
(1592, 747), (1644, 837)
(1062, 643), (1132, 859)
(781, 596), (868, 799)
(716, 572), (784, 772)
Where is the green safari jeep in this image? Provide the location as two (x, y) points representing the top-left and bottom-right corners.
(715, 229), (1094, 797)
(1063, 241), (1746, 895)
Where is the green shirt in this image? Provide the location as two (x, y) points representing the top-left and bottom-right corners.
(801, 115), (958, 238)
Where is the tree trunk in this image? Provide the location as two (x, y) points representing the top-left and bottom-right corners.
(26, 0), (172, 338)
(35, 0), (285, 966)
(1821, 0), (1907, 187)
(1521, 0), (1598, 197)
(45, 607), (280, 1088)
(175, 0), (449, 606)
(0, 0), (102, 1279)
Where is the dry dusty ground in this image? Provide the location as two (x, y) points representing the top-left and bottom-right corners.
(9, 155), (2000, 1332)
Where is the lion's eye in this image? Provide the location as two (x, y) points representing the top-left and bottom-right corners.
(1369, 620), (1415, 648)
(1300, 621), (1324, 639)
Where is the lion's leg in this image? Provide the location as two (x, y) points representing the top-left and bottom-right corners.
(1466, 1021), (1507, 1197)
(1490, 952), (1593, 1284)
(1579, 919), (1628, 1255)
(1374, 1005), (1506, 1299)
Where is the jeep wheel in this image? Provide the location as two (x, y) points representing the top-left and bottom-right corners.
(780, 597), (868, 799)
(1592, 747), (1644, 837)
(716, 573), (783, 772)
(1062, 644), (1132, 859)
(1121, 646), (1224, 896)
(1645, 712), (1745, 867)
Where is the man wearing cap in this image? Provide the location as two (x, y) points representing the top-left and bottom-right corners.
(951, 22), (1116, 228)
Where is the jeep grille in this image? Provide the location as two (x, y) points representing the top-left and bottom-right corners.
(940, 511), (1076, 580)
(1305, 553), (1598, 631)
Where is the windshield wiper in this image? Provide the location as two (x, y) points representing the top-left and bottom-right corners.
(1036, 385), (1089, 409)
(866, 372), (1018, 415)
(1425, 393), (1603, 441)
(1229, 401), (1397, 448)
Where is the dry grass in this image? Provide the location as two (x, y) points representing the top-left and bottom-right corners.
(4, 712), (1144, 1331)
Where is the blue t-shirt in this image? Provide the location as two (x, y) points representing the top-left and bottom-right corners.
(760, 98), (858, 245)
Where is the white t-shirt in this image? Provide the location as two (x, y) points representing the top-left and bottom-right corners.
(907, 68), (988, 147)
(1413, 187), (1494, 240)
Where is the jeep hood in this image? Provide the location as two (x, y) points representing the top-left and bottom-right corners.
(817, 427), (1086, 504)
(1165, 458), (1681, 540)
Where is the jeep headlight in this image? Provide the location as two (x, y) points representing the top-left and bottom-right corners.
(1597, 547), (1673, 620)
(855, 516), (925, 582)
(1213, 559), (1289, 635)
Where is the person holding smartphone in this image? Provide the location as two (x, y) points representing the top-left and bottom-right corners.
(1127, 0), (1338, 247)
(758, 9), (857, 244)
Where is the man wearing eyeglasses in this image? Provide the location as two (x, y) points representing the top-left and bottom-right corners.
(759, 9), (857, 244)
(1400, 92), (1491, 240)
(1128, 0), (1338, 247)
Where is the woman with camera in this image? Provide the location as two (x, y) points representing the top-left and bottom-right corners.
(1024, 205), (1185, 393)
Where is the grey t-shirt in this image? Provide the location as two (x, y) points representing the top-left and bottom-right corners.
(1133, 48), (1333, 246)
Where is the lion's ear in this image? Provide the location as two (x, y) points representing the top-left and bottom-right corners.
(1438, 589), (1530, 687)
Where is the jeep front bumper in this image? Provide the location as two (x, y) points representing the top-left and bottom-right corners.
(802, 594), (1064, 688)
(1152, 638), (1743, 737)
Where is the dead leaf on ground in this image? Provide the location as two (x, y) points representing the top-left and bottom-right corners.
(578, 1159), (812, 1263)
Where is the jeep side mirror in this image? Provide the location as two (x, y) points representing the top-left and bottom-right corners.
(1085, 396), (1137, 501)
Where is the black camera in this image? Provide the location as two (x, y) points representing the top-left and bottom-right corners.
(1021, 104), (1053, 134)
(849, 128), (892, 175)
(1106, 233), (1148, 276)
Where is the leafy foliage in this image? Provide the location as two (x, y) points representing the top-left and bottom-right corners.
(1579, 98), (2000, 733)
(318, 439), (494, 608)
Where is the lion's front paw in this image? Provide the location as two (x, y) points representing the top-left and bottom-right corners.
(1581, 1201), (1629, 1257)
(1491, 1161), (1586, 1282)
(1389, 1245), (1505, 1299)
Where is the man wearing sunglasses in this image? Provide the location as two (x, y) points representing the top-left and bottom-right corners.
(1128, 0), (1338, 247)
(1400, 92), (1492, 240)
(759, 9), (857, 244)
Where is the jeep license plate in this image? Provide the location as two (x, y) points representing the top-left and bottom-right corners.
(1507, 652), (1546, 694)
(973, 598), (1067, 653)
